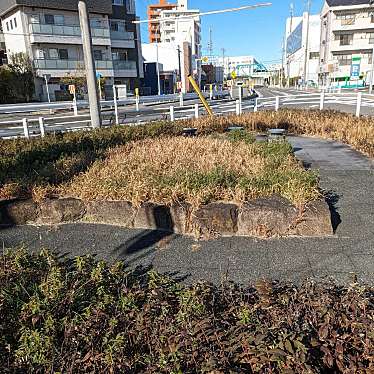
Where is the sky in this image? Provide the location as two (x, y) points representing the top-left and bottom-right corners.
(135, 0), (324, 65)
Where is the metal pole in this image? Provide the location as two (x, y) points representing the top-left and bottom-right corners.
(194, 103), (199, 118)
(73, 89), (78, 116)
(275, 96), (280, 111)
(170, 106), (175, 121)
(303, 0), (311, 86)
(44, 75), (51, 103)
(238, 86), (242, 114)
(78, 0), (101, 128)
(179, 91), (184, 107)
(254, 98), (258, 112)
(38, 117), (45, 137)
(236, 100), (240, 115)
(22, 118), (29, 139)
(319, 90), (325, 111)
(370, 46), (374, 95)
(156, 43), (161, 96)
(356, 92), (362, 117)
(113, 85), (119, 125)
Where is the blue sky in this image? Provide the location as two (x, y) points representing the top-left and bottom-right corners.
(136, 0), (324, 64)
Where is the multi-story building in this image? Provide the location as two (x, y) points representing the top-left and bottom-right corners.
(0, 0), (143, 101)
(319, 0), (374, 87)
(0, 23), (6, 65)
(284, 13), (321, 86)
(147, 0), (177, 43)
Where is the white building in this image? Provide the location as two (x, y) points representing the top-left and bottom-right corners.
(217, 56), (261, 78)
(284, 12), (321, 86)
(319, 0), (374, 88)
(0, 0), (143, 101)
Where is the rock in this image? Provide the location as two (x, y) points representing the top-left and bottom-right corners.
(192, 203), (238, 236)
(134, 203), (174, 231)
(38, 198), (86, 224)
(293, 200), (333, 236)
(85, 200), (135, 227)
(170, 203), (192, 234)
(237, 195), (298, 237)
(0, 199), (38, 225)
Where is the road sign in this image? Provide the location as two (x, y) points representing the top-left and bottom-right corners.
(68, 85), (76, 94)
(96, 72), (102, 79)
(231, 71), (237, 79)
(351, 63), (360, 78)
(202, 56), (209, 63)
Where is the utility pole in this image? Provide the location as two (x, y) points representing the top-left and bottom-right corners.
(208, 27), (213, 62)
(221, 47), (226, 80)
(78, 0), (101, 128)
(303, 0), (311, 86)
(156, 42), (161, 95)
(370, 45), (374, 94)
(177, 45), (182, 82)
(287, 2), (294, 88)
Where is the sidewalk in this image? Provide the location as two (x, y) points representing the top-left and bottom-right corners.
(1, 136), (374, 285)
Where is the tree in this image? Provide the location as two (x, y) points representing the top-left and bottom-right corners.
(8, 52), (35, 102)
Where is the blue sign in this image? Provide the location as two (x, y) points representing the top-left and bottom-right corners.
(351, 64), (360, 78)
(286, 21), (303, 56)
(96, 72), (102, 79)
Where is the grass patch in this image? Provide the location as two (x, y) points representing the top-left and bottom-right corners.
(64, 136), (318, 206)
(1, 249), (373, 373)
(0, 109), (372, 201)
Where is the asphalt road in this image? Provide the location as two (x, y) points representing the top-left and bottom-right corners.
(1, 136), (373, 285)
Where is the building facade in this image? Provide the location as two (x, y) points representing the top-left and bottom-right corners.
(284, 13), (321, 86)
(319, 0), (374, 88)
(0, 0), (143, 101)
(147, 0), (177, 43)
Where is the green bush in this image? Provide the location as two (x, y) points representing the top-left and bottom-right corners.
(1, 249), (373, 373)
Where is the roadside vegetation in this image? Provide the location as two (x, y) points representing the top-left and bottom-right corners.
(0, 109), (372, 202)
(1, 249), (373, 373)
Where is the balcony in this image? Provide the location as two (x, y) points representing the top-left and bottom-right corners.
(332, 16), (374, 32)
(113, 60), (137, 78)
(33, 59), (114, 77)
(331, 38), (373, 52)
(29, 23), (111, 46)
(110, 30), (135, 48)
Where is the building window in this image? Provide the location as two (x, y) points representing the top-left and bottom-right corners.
(58, 49), (69, 60)
(336, 13), (355, 25)
(54, 15), (64, 26)
(112, 0), (124, 5)
(336, 33), (353, 46)
(336, 54), (352, 66)
(44, 14), (55, 25)
(6, 22), (9, 31)
(30, 15), (40, 24)
(14, 18), (17, 28)
(309, 52), (319, 59)
(9, 19), (13, 30)
(367, 32), (374, 44)
(36, 49), (46, 59)
(93, 50), (103, 60)
(49, 48), (59, 59)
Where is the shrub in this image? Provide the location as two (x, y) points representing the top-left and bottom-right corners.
(0, 249), (373, 373)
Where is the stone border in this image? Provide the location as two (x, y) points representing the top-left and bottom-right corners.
(0, 195), (333, 238)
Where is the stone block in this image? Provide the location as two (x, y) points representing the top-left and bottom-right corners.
(0, 199), (38, 225)
(38, 198), (86, 224)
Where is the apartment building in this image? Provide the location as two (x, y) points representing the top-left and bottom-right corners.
(284, 13), (321, 86)
(147, 0), (177, 43)
(319, 0), (374, 87)
(0, 0), (143, 101)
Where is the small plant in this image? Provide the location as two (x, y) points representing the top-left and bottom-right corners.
(227, 129), (256, 144)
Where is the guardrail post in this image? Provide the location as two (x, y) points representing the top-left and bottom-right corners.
(113, 85), (119, 125)
(275, 96), (280, 111)
(22, 118), (30, 139)
(236, 100), (240, 115)
(254, 98), (258, 112)
(170, 106), (175, 121)
(356, 92), (362, 117)
(194, 103), (199, 119)
(319, 90), (325, 111)
(209, 84), (213, 100)
(238, 86), (242, 114)
(179, 92), (184, 107)
(135, 96), (140, 112)
(38, 117), (45, 137)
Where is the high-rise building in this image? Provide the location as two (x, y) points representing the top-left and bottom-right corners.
(0, 0), (144, 101)
(319, 0), (374, 88)
(147, 0), (177, 43)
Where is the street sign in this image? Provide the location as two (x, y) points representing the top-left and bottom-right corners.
(351, 63), (360, 78)
(68, 85), (76, 94)
(96, 72), (102, 79)
(202, 56), (209, 63)
(231, 71), (237, 79)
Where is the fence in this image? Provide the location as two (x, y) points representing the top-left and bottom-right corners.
(1, 90), (373, 139)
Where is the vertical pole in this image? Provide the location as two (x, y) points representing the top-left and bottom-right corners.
(209, 84), (213, 100)
(73, 90), (78, 116)
(275, 96), (280, 111)
(156, 43), (161, 96)
(303, 0), (311, 86)
(254, 98), (258, 112)
(319, 90), (325, 111)
(356, 92), (362, 117)
(113, 85), (119, 125)
(170, 105), (175, 121)
(78, 0), (101, 128)
(38, 117), (45, 137)
(194, 103), (199, 118)
(179, 92), (184, 107)
(239, 86), (242, 114)
(236, 100), (240, 115)
(22, 118), (29, 139)
(369, 46), (374, 95)
(135, 96), (140, 112)
(44, 75), (51, 103)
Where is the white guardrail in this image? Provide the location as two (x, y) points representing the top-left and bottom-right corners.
(0, 90), (373, 139)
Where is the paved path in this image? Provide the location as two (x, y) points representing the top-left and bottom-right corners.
(1, 136), (374, 285)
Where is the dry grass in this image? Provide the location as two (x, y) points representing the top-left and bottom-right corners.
(183, 109), (374, 157)
(65, 135), (319, 207)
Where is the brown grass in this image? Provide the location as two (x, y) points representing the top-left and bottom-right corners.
(65, 135), (319, 207)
